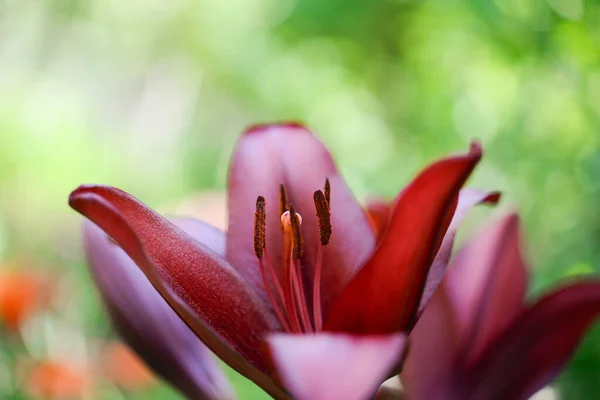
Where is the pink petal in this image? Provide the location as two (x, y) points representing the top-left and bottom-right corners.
(324, 143), (482, 334)
(84, 220), (235, 400)
(467, 281), (600, 400)
(69, 185), (288, 399)
(267, 333), (407, 400)
(445, 213), (527, 365)
(402, 286), (460, 400)
(226, 123), (375, 317)
(417, 189), (501, 315)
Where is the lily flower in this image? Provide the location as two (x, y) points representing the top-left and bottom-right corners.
(403, 213), (600, 400)
(68, 123), (497, 399)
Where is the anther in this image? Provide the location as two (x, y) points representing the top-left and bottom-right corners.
(253, 196), (266, 259)
(313, 190), (332, 246)
(324, 178), (331, 207)
(279, 184), (289, 216)
(288, 205), (304, 259)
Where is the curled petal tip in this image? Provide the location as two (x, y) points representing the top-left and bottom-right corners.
(68, 185), (88, 204)
(469, 141), (483, 156)
(68, 184), (111, 206)
(70, 183), (103, 193)
(244, 122), (309, 135)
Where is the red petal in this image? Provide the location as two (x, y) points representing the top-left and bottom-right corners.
(445, 213), (527, 365)
(325, 143), (483, 334)
(364, 198), (392, 243)
(69, 185), (288, 399)
(467, 281), (600, 399)
(267, 333), (407, 400)
(364, 189), (501, 317)
(226, 123), (375, 316)
(417, 189), (501, 315)
(84, 221), (234, 400)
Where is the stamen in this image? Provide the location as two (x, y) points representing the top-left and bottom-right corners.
(312, 189), (332, 331)
(252, 186), (334, 334)
(279, 184), (289, 216)
(253, 196), (266, 258)
(263, 248), (287, 311)
(259, 257), (291, 332)
(255, 196), (290, 331)
(313, 244), (324, 331)
(313, 190), (332, 246)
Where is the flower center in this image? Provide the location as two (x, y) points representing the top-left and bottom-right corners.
(253, 180), (332, 334)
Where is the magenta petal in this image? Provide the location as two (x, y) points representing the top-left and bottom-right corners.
(468, 281), (600, 400)
(417, 189), (501, 315)
(402, 287), (460, 400)
(68, 185), (288, 399)
(226, 123), (375, 316)
(267, 333), (407, 400)
(84, 221), (235, 400)
(445, 213), (527, 365)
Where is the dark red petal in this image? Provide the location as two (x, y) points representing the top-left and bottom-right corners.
(402, 286), (460, 400)
(417, 189), (501, 315)
(267, 333), (407, 400)
(467, 281), (600, 400)
(226, 123), (375, 316)
(68, 185), (288, 399)
(445, 213), (527, 365)
(325, 143), (483, 334)
(84, 221), (234, 400)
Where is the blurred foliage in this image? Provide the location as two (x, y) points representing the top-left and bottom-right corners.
(0, 0), (599, 398)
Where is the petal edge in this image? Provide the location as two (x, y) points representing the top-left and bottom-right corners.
(69, 185), (288, 399)
(325, 143), (483, 334)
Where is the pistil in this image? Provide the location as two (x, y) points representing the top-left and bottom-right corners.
(252, 180), (333, 334)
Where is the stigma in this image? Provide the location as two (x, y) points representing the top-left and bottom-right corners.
(253, 180), (332, 334)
